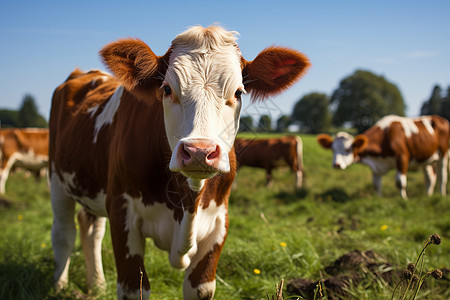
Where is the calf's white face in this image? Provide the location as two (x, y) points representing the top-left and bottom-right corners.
(100, 25), (311, 191)
(331, 134), (356, 169)
(318, 132), (368, 170)
(163, 28), (243, 189)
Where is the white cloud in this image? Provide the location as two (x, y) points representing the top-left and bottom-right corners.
(375, 50), (439, 65)
(404, 50), (438, 59)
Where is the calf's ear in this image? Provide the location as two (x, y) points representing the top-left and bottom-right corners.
(99, 39), (170, 100)
(317, 134), (333, 149)
(242, 46), (310, 101)
(352, 135), (369, 153)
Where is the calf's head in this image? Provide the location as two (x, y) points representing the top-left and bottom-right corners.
(317, 132), (368, 169)
(100, 25), (310, 190)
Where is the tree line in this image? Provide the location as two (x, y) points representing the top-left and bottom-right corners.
(420, 85), (450, 119)
(240, 69), (449, 134)
(0, 94), (48, 128)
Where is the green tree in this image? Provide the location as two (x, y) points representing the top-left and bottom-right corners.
(276, 115), (290, 132)
(258, 115), (271, 132)
(440, 85), (450, 120)
(331, 69), (405, 132)
(0, 109), (19, 127)
(292, 92), (330, 134)
(17, 94), (48, 128)
(239, 115), (254, 132)
(421, 85), (443, 116)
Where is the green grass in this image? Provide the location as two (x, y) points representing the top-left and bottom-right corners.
(0, 134), (449, 299)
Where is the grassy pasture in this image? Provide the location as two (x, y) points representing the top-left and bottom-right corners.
(0, 134), (449, 299)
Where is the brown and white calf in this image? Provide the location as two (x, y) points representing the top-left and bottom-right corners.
(0, 128), (49, 194)
(317, 115), (449, 199)
(234, 136), (303, 188)
(49, 25), (310, 299)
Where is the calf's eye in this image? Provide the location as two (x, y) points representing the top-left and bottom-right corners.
(235, 89), (242, 99)
(163, 85), (172, 96)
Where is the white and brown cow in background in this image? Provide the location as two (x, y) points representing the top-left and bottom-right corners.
(0, 128), (49, 194)
(50, 25), (310, 299)
(234, 136), (304, 188)
(317, 115), (449, 199)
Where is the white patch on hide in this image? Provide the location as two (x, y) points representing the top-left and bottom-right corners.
(375, 115), (419, 138)
(93, 86), (123, 143)
(55, 170), (107, 217)
(123, 192), (227, 271)
(361, 156), (396, 175)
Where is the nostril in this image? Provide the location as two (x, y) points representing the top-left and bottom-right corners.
(207, 145), (220, 160)
(181, 145), (191, 160)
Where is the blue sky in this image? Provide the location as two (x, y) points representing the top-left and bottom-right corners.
(1, 0), (449, 121)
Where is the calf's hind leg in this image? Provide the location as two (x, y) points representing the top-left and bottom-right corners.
(423, 165), (437, 196)
(437, 152), (448, 196)
(50, 174), (77, 290)
(78, 208), (107, 292)
(396, 155), (409, 200)
(395, 172), (408, 200)
(265, 168), (273, 187)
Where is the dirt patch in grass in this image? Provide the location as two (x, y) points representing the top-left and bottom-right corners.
(0, 197), (12, 208)
(287, 250), (395, 299)
(287, 249), (450, 299)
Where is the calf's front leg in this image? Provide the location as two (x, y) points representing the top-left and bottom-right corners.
(372, 173), (382, 197)
(108, 195), (150, 300)
(183, 212), (228, 300)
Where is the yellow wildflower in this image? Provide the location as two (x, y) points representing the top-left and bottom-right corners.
(253, 268), (261, 275)
(17, 214), (23, 221)
(280, 242), (287, 247)
(380, 225), (388, 231)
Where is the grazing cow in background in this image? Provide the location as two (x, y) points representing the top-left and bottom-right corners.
(50, 25), (310, 299)
(317, 115), (449, 199)
(234, 136), (304, 188)
(0, 128), (49, 194)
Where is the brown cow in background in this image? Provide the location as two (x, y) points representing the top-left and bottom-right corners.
(234, 136), (304, 188)
(317, 115), (449, 199)
(0, 128), (49, 194)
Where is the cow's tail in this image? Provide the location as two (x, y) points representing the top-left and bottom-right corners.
(294, 136), (304, 188)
